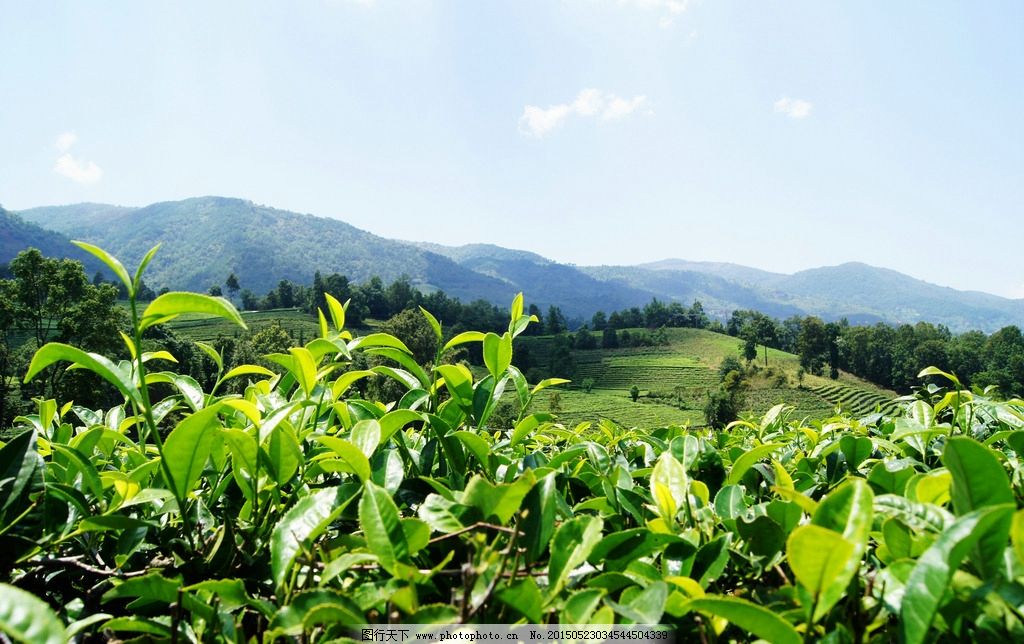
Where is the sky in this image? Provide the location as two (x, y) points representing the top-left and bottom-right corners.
(1, 1), (1022, 298)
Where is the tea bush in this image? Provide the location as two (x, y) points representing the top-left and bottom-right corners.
(2, 244), (1024, 643)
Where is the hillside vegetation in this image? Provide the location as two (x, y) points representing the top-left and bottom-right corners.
(519, 328), (895, 428)
(16, 197), (1024, 330)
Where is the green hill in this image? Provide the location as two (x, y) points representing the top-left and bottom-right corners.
(519, 327), (898, 428)
(13, 196), (1024, 331)
(18, 197), (519, 303)
(0, 206), (105, 275)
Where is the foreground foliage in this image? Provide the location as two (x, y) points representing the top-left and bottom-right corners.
(3, 245), (1024, 643)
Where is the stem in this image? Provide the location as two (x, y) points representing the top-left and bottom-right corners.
(129, 294), (196, 551)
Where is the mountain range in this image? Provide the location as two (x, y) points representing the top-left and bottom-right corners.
(6, 196), (1023, 333)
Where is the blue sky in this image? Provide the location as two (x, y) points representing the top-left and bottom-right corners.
(1, 1), (1021, 297)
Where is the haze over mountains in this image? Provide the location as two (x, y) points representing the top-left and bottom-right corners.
(6, 196), (1024, 333)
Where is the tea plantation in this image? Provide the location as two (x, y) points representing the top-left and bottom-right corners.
(2, 246), (1024, 643)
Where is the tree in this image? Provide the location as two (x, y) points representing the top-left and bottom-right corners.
(209, 285), (223, 297)
(574, 326), (597, 350)
(546, 305), (567, 335)
(1, 250), (128, 419)
(226, 273), (240, 300)
(385, 275), (418, 315)
(752, 315), (778, 367)
(629, 385), (640, 402)
(742, 338), (757, 364)
(240, 289), (259, 310)
(591, 311), (607, 331)
(602, 327), (619, 349)
(798, 316), (830, 375)
(378, 308), (437, 366)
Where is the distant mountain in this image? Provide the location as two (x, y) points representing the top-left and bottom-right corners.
(19, 202), (138, 234)
(414, 243), (657, 317)
(0, 206), (105, 274)
(14, 197), (520, 305)
(11, 197), (1024, 332)
(773, 262), (1024, 331)
(638, 259), (788, 288)
(578, 265), (804, 320)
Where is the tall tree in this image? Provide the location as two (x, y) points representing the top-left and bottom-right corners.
(226, 272), (241, 300)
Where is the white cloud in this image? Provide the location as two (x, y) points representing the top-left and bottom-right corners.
(55, 131), (78, 153)
(519, 89), (650, 137)
(774, 97), (813, 119)
(602, 94), (648, 120)
(52, 132), (103, 184)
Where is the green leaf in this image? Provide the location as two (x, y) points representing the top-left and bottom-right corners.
(454, 431), (491, 469)
(348, 332), (412, 354)
(548, 514), (604, 596)
(324, 293), (347, 331)
(266, 424), (302, 485)
(561, 588), (606, 624)
(269, 590), (364, 636)
(532, 377), (570, 394)
(1013, 509), (1024, 565)
(359, 481), (409, 575)
(0, 430), (40, 516)
(521, 472), (558, 563)
(942, 436), (1015, 578)
(725, 443), (783, 486)
(271, 486), (354, 593)
(787, 525), (854, 611)
(221, 364), (275, 382)
(364, 347), (431, 389)
(0, 583), (66, 644)
(497, 578), (544, 623)
(804, 478), (873, 620)
(510, 413), (553, 448)
(435, 364), (475, 409)
(162, 403), (224, 500)
(100, 617), (170, 637)
(442, 331), (485, 354)
(917, 366), (961, 387)
(418, 493), (466, 533)
(608, 581), (668, 623)
(316, 436), (371, 482)
(350, 419), (382, 458)
(901, 504), (1015, 644)
(943, 437), (1014, 513)
(24, 343), (139, 405)
(419, 306), (443, 341)
(839, 435), (873, 470)
(140, 292), (245, 332)
(102, 571), (181, 604)
(483, 332), (513, 380)
(72, 240), (133, 297)
(685, 596), (800, 644)
(651, 451), (688, 523)
(460, 470), (536, 524)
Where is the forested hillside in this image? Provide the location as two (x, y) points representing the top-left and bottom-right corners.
(14, 196), (1024, 331)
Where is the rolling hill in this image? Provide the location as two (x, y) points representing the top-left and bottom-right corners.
(13, 196), (1024, 331)
(0, 206), (106, 275)
(19, 197), (520, 305)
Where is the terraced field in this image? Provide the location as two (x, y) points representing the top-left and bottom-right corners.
(168, 308), (322, 342)
(574, 354), (718, 392)
(527, 388), (704, 429)
(809, 382), (902, 416)
(743, 387), (836, 419)
(519, 328), (902, 425)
